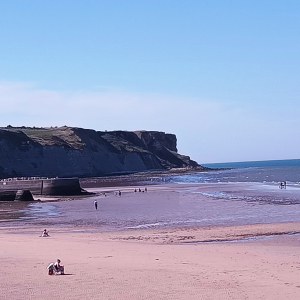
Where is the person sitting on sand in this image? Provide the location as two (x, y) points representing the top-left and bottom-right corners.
(54, 259), (64, 274)
(41, 229), (49, 237)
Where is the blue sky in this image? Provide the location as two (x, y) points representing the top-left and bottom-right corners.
(0, 1), (299, 163)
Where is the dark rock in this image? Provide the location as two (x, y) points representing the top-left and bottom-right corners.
(0, 191), (17, 201)
(14, 190), (34, 201)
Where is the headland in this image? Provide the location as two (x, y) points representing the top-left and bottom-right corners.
(0, 126), (204, 179)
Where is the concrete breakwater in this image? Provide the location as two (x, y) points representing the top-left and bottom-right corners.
(0, 177), (82, 200)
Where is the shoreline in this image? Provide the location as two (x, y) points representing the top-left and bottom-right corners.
(2, 220), (300, 243)
(2, 181), (300, 299)
(1, 181), (300, 230)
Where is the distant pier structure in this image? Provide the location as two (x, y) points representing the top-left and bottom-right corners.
(0, 177), (82, 200)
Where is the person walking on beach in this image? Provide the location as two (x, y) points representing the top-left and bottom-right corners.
(94, 200), (98, 210)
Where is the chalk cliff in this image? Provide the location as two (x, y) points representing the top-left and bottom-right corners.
(0, 126), (201, 178)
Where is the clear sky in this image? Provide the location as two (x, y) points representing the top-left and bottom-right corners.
(0, 1), (299, 164)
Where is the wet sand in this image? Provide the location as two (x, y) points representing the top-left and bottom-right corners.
(3, 182), (300, 231)
(1, 182), (300, 299)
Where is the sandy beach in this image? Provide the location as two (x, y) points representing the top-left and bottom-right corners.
(2, 183), (300, 299)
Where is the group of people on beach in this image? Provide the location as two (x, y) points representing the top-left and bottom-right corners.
(134, 187), (147, 193)
(41, 229), (65, 275)
(93, 187), (148, 211)
(279, 181), (287, 189)
(43, 186), (149, 275)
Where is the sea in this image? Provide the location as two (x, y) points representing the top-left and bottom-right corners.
(1, 159), (300, 231)
(165, 158), (300, 185)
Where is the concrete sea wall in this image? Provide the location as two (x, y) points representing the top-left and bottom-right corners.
(0, 177), (82, 200)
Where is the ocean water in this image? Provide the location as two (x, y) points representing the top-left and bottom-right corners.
(165, 159), (300, 186)
(2, 159), (300, 231)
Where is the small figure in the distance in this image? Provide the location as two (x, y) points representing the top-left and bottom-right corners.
(119, 190), (121, 196)
(41, 229), (49, 237)
(94, 200), (98, 210)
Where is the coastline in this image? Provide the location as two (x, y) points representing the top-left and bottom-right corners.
(2, 181), (300, 229)
(2, 181), (300, 299)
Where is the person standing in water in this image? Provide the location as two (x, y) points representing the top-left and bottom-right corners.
(94, 200), (98, 210)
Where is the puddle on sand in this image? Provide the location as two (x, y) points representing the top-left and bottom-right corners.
(181, 231), (300, 244)
(21, 203), (60, 219)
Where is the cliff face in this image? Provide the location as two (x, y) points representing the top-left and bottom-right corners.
(0, 126), (199, 178)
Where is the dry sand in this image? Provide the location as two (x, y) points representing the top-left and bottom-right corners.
(2, 183), (300, 299)
(2, 224), (300, 299)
